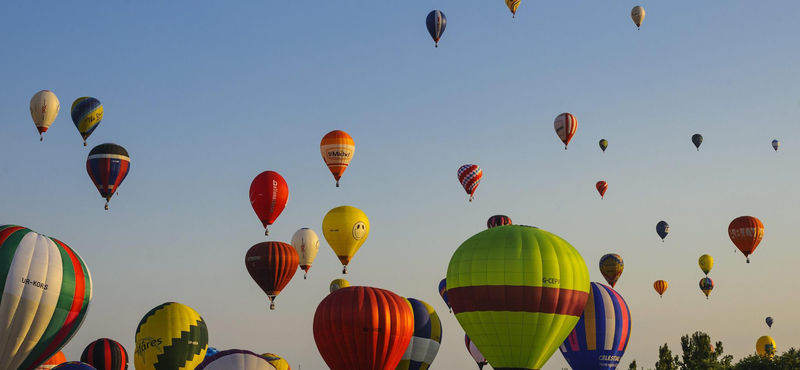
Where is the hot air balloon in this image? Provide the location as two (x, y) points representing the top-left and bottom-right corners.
(438, 278), (451, 313)
(395, 299), (442, 370)
(699, 277), (714, 299)
(631, 6), (645, 30)
(599, 254), (624, 288)
(291, 228), (319, 279)
(559, 283), (632, 370)
(246, 241), (299, 310)
(249, 171), (289, 235)
(656, 221), (669, 242)
(728, 216), (764, 263)
(766, 317), (774, 329)
(320, 130), (355, 187)
(81, 339), (128, 370)
(52, 363), (96, 370)
(196, 350), (275, 370)
(457, 164), (482, 202)
(692, 134), (703, 151)
(447, 225), (590, 370)
(71, 97), (103, 146)
(329, 278), (350, 293)
(30, 90), (60, 141)
(772, 140), (780, 152)
(260, 354), (289, 370)
(35, 352), (67, 370)
(596, 181), (608, 199)
(487, 215), (512, 229)
(505, 0), (520, 17)
(86, 143), (130, 210)
(205, 348), (219, 359)
(314, 286), (414, 370)
(426, 10), (447, 48)
(0, 225), (93, 370)
(653, 280), (668, 298)
(134, 302), (208, 370)
(599, 139), (608, 153)
(698, 254), (713, 276)
(465, 335), (488, 370)
(322, 205), (370, 274)
(554, 113), (578, 150)
(756, 336), (776, 359)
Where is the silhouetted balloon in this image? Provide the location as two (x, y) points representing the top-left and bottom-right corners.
(692, 134), (703, 151)
(656, 221), (669, 241)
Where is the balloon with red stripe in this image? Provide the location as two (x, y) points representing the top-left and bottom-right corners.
(559, 282), (632, 370)
(596, 181), (608, 200)
(86, 143), (130, 210)
(554, 113), (578, 150)
(486, 215), (512, 229)
(246, 242), (299, 310)
(457, 164), (482, 202)
(80, 338), (128, 370)
(249, 171), (289, 236)
(464, 335), (488, 370)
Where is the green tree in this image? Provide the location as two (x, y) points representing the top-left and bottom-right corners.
(628, 359), (638, 370)
(655, 343), (680, 370)
(679, 332), (732, 370)
(774, 348), (800, 369)
(731, 354), (774, 370)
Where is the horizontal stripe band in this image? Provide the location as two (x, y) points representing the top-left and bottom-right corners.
(449, 285), (588, 316)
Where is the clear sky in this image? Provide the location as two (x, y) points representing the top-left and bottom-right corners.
(2, 1), (800, 369)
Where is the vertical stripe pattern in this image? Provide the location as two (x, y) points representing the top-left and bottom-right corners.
(81, 338), (128, 370)
(245, 242), (299, 309)
(86, 144), (131, 204)
(425, 10), (447, 46)
(553, 113), (578, 149)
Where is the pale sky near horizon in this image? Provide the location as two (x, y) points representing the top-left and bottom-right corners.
(2, 1), (800, 369)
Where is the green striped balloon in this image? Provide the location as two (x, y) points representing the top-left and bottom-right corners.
(0, 225), (93, 370)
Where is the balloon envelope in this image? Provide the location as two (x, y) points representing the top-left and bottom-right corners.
(30, 90), (60, 139)
(291, 228), (320, 279)
(329, 278), (350, 293)
(133, 302), (208, 370)
(766, 317), (774, 328)
(260, 354), (289, 370)
(631, 6), (645, 29)
(245, 242), (299, 310)
(699, 277), (714, 299)
(464, 335), (487, 370)
(599, 254), (624, 288)
(554, 113), (578, 149)
(249, 171), (289, 235)
(457, 164), (482, 201)
(322, 206), (370, 273)
(728, 216), (764, 263)
(196, 350), (275, 370)
(320, 130), (355, 187)
(395, 299), (442, 370)
(756, 336), (776, 359)
(599, 139), (608, 153)
(596, 181), (608, 199)
(698, 254), (713, 275)
(653, 280), (668, 297)
(426, 10), (446, 47)
(81, 338), (128, 370)
(692, 134), (703, 150)
(656, 221), (669, 241)
(35, 352), (67, 370)
(71, 97), (103, 145)
(438, 278), (451, 312)
(772, 139), (780, 152)
(486, 215), (512, 229)
(86, 143), (131, 210)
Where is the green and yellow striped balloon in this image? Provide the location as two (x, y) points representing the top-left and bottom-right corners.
(0, 225), (93, 370)
(446, 225), (590, 370)
(134, 302), (208, 370)
(70, 97), (103, 146)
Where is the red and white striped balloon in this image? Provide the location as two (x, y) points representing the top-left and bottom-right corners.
(457, 164), (482, 202)
(554, 113), (578, 149)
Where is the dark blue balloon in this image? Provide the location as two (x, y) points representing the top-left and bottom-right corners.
(53, 362), (97, 370)
(426, 10), (447, 47)
(205, 347), (219, 358)
(438, 278), (450, 312)
(692, 134), (703, 150)
(656, 221), (669, 241)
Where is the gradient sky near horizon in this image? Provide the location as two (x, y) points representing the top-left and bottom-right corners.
(2, 1), (800, 369)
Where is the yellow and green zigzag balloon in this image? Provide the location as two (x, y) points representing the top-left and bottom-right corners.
(134, 302), (208, 370)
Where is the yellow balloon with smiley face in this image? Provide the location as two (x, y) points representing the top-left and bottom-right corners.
(322, 206), (370, 274)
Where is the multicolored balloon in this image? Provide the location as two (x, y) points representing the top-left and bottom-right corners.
(438, 278), (451, 313)
(196, 350), (275, 370)
(291, 228), (320, 279)
(426, 10), (447, 48)
(0, 225), (93, 370)
(329, 278), (349, 293)
(313, 286), (414, 370)
(487, 215), (512, 229)
(766, 317), (774, 329)
(80, 339), (128, 370)
(596, 181), (608, 199)
(692, 134), (703, 151)
(653, 280), (668, 297)
(756, 336), (776, 359)
(505, 0), (520, 17)
(554, 113), (578, 150)
(599, 254), (624, 288)
(246, 242), (299, 310)
(52, 363), (95, 370)
(599, 139), (608, 153)
(322, 206), (370, 274)
(320, 130), (355, 187)
(464, 335), (487, 370)
(457, 164), (482, 202)
(656, 221), (669, 242)
(772, 139), (780, 152)
(71, 97), (103, 146)
(30, 90), (60, 141)
(447, 225), (590, 370)
(249, 171), (289, 235)
(631, 6), (645, 30)
(34, 352), (66, 370)
(699, 277), (714, 299)
(560, 283), (631, 370)
(698, 254), (713, 276)
(260, 353), (290, 370)
(395, 299), (442, 370)
(133, 302), (208, 370)
(728, 216), (764, 263)
(86, 143), (130, 210)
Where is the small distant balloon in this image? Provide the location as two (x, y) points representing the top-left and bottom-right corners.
(554, 113), (578, 150)
(599, 254), (624, 288)
(698, 254), (713, 276)
(692, 134), (703, 151)
(656, 221), (669, 241)
(699, 277), (714, 299)
(766, 317), (774, 329)
(249, 171), (289, 236)
(653, 280), (668, 297)
(772, 139), (780, 152)
(329, 278), (349, 293)
(728, 216), (764, 263)
(438, 278), (451, 313)
(87, 143), (130, 210)
(599, 139), (608, 153)
(457, 164), (482, 202)
(426, 10), (447, 48)
(71, 97), (103, 146)
(596, 181), (608, 199)
(505, 0), (520, 17)
(631, 6), (645, 30)
(30, 90), (60, 141)
(487, 215), (512, 229)
(756, 336), (776, 359)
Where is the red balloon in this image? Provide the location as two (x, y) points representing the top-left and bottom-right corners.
(245, 241), (299, 310)
(596, 181), (608, 199)
(313, 286), (414, 370)
(728, 216), (764, 263)
(249, 171), (288, 235)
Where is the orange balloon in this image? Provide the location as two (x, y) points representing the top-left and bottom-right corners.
(320, 130), (355, 187)
(653, 280), (668, 297)
(36, 351), (66, 369)
(728, 216), (764, 263)
(596, 181), (608, 199)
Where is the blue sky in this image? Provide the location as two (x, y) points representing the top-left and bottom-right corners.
(2, 1), (800, 369)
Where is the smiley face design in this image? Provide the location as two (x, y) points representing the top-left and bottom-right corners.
(352, 221), (367, 240)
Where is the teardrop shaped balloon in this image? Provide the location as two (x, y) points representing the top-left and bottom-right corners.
(756, 336), (776, 359)
(291, 228), (320, 279)
(465, 335), (488, 370)
(329, 278), (349, 293)
(395, 299), (442, 370)
(0, 225), (93, 370)
(653, 280), (668, 297)
(81, 339), (128, 370)
(559, 283), (631, 370)
(598, 254), (624, 288)
(772, 139), (780, 152)
(426, 10), (447, 48)
(699, 277), (714, 299)
(631, 6), (645, 30)
(196, 350), (275, 370)
(698, 254), (713, 276)
(52, 363), (96, 370)
(766, 317), (774, 329)
(87, 143), (130, 210)
(728, 216), (764, 263)
(457, 164), (482, 202)
(599, 139), (608, 153)
(320, 130), (355, 187)
(322, 206), (370, 274)
(656, 221), (669, 241)
(487, 215), (512, 229)
(447, 225), (590, 370)
(438, 278), (451, 313)
(505, 0), (520, 17)
(245, 241), (299, 310)
(133, 302), (208, 370)
(554, 113), (578, 150)
(30, 90), (60, 141)
(313, 286), (414, 370)
(35, 352), (66, 370)
(71, 97), (103, 146)
(596, 181), (608, 199)
(692, 134), (703, 151)
(249, 171), (289, 235)
(260, 353), (289, 370)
